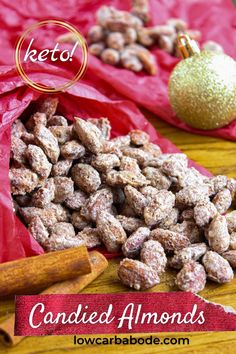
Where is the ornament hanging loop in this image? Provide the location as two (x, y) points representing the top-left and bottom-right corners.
(177, 34), (200, 59)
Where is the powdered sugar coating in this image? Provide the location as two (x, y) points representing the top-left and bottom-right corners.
(71, 211), (91, 231)
(52, 159), (72, 176)
(26, 112), (47, 131)
(10, 168), (39, 195)
(76, 227), (101, 248)
(129, 129), (149, 146)
(150, 228), (190, 252)
(120, 156), (141, 174)
(176, 261), (206, 293)
(19, 206), (58, 228)
(11, 119), (27, 138)
(74, 118), (104, 154)
(222, 250), (236, 268)
(106, 170), (148, 188)
(29, 216), (49, 245)
(170, 220), (201, 243)
(11, 137), (27, 165)
(53, 177), (74, 203)
(141, 142), (162, 158)
(117, 215), (145, 234)
(202, 251), (234, 283)
(121, 146), (151, 165)
(122, 227), (150, 258)
(37, 97), (58, 118)
(31, 178), (55, 208)
(193, 201), (218, 227)
(124, 185), (148, 216)
(87, 118), (111, 140)
(140, 239), (167, 274)
(64, 190), (88, 210)
(158, 208), (179, 230)
(175, 185), (209, 208)
(49, 126), (73, 145)
(26, 144), (52, 178)
(139, 186), (160, 203)
(207, 214), (230, 254)
(97, 211), (127, 252)
(226, 211), (236, 233)
(60, 140), (86, 160)
(212, 188), (232, 214)
(118, 258), (160, 290)
(144, 190), (175, 226)
(142, 167), (171, 190)
(71, 163), (101, 193)
(80, 188), (113, 221)
(169, 243), (207, 269)
(47, 115), (68, 127)
(91, 153), (120, 172)
(34, 124), (60, 164)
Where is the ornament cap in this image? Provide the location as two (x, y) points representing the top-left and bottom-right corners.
(177, 34), (200, 59)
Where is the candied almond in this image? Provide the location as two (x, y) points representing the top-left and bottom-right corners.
(124, 185), (147, 216)
(96, 211), (127, 252)
(64, 190), (88, 211)
(118, 258), (160, 290)
(140, 239), (167, 274)
(116, 215), (145, 234)
(76, 227), (101, 248)
(222, 250), (236, 268)
(47, 115), (68, 127)
(206, 214), (230, 254)
(91, 153), (120, 172)
(74, 118), (104, 154)
(71, 163), (101, 193)
(51, 159), (72, 176)
(10, 168), (39, 195)
(212, 188), (232, 214)
(53, 176), (74, 203)
(87, 118), (111, 140)
(202, 251), (234, 283)
(37, 97), (58, 118)
(150, 228), (190, 252)
(193, 201), (217, 227)
(29, 216), (49, 245)
(26, 144), (52, 178)
(25, 112), (47, 131)
(142, 166), (171, 190)
(80, 188), (113, 221)
(122, 227), (150, 258)
(106, 170), (148, 188)
(60, 140), (85, 160)
(71, 211), (91, 231)
(49, 126), (73, 145)
(34, 124), (60, 164)
(176, 261), (206, 293)
(129, 129), (149, 146)
(144, 190), (175, 226)
(169, 243), (207, 269)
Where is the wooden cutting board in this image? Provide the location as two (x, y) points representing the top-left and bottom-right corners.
(1, 113), (236, 354)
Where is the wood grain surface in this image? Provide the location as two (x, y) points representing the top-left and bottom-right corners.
(1, 112), (236, 354)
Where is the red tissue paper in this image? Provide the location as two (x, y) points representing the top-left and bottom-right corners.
(0, 0), (236, 140)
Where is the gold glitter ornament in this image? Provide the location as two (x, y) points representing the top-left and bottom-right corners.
(168, 34), (236, 130)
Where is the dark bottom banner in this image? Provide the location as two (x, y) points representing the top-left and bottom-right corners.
(15, 292), (236, 335)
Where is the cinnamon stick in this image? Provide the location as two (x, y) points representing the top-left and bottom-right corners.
(0, 246), (91, 296)
(0, 251), (108, 347)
